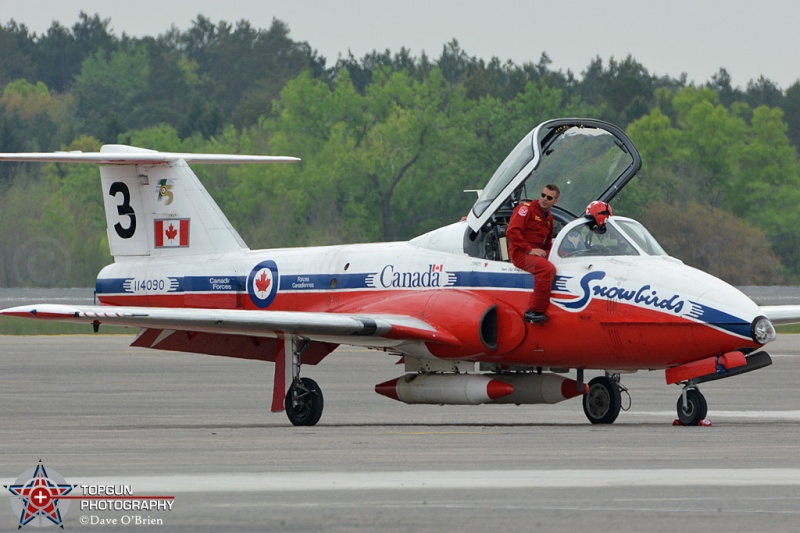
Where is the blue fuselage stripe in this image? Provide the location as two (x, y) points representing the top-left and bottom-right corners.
(96, 272), (535, 295)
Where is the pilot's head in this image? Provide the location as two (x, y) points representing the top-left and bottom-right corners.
(539, 184), (560, 211)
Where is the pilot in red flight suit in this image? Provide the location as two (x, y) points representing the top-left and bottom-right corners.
(506, 184), (560, 323)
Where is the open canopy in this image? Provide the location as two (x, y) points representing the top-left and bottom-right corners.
(466, 118), (641, 231)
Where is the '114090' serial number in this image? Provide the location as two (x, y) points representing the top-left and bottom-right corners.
(131, 279), (166, 292)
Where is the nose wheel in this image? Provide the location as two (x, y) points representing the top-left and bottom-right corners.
(676, 387), (707, 426)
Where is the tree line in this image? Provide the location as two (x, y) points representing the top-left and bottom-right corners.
(0, 12), (798, 287)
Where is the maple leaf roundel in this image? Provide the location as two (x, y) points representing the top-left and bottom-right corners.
(247, 260), (279, 308)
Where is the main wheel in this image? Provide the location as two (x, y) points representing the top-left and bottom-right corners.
(583, 376), (622, 424)
(284, 377), (324, 426)
(676, 388), (707, 426)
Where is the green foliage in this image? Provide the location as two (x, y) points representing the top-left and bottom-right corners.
(623, 88), (800, 278)
(0, 134), (110, 287)
(0, 79), (74, 153)
(0, 21), (36, 86)
(177, 16), (317, 127)
(782, 82), (800, 149)
(33, 13), (116, 93)
(72, 44), (150, 141)
(253, 67), (487, 244)
(618, 109), (688, 217)
(641, 202), (785, 285)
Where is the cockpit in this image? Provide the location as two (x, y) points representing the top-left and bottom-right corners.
(553, 217), (667, 260)
(463, 119), (642, 261)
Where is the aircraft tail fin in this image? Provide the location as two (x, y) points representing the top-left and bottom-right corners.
(98, 145), (250, 258)
(0, 145), (299, 259)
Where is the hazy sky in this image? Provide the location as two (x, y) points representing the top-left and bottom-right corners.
(3, 0), (799, 89)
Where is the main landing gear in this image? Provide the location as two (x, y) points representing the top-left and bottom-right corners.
(582, 374), (623, 424)
(283, 337), (324, 426)
(285, 377), (324, 426)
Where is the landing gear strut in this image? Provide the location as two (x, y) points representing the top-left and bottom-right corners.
(283, 336), (324, 426)
(583, 374), (622, 424)
(676, 385), (707, 426)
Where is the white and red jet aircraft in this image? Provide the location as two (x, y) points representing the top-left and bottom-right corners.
(2, 118), (798, 426)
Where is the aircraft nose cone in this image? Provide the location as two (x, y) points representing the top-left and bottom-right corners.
(752, 316), (777, 344)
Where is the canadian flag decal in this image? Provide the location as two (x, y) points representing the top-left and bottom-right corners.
(155, 219), (190, 247)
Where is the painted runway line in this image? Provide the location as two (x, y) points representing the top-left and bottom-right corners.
(629, 410), (800, 420)
(5, 469), (795, 493)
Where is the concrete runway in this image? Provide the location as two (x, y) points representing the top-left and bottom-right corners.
(2, 334), (800, 532)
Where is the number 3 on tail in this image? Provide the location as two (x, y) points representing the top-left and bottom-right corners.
(109, 182), (136, 239)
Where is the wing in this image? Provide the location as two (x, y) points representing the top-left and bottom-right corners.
(759, 305), (800, 326)
(0, 304), (459, 348)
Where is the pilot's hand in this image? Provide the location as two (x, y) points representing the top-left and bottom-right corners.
(528, 248), (547, 257)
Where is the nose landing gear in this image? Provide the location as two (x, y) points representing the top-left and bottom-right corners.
(676, 385), (708, 426)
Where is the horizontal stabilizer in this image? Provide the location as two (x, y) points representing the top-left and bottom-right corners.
(0, 148), (299, 165)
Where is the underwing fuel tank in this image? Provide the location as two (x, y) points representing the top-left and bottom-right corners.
(374, 373), (586, 405)
(487, 373), (588, 405)
(375, 374), (513, 405)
